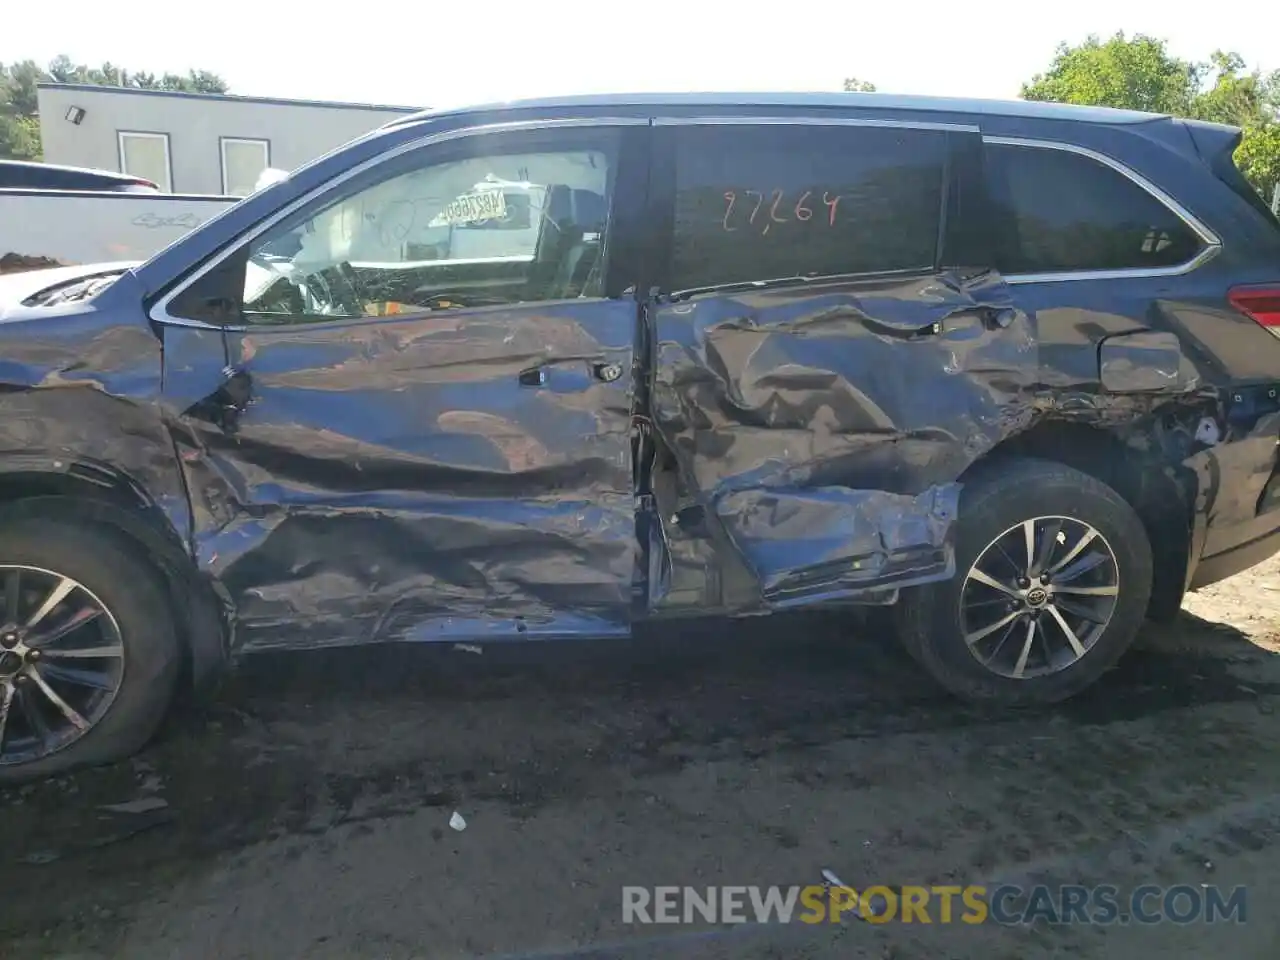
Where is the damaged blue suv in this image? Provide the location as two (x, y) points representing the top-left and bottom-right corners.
(3, 92), (1280, 782)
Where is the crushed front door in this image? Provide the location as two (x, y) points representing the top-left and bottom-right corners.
(159, 121), (650, 649)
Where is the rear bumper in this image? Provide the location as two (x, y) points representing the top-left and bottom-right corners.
(1187, 388), (1280, 591)
(1189, 520), (1280, 589)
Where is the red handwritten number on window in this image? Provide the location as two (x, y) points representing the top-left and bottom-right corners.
(721, 189), (839, 232)
(823, 192), (840, 227)
(763, 190), (788, 235)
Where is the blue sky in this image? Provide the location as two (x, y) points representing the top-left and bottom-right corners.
(3, 0), (1278, 109)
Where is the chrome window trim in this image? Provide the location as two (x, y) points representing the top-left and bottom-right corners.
(654, 115), (980, 134)
(156, 315), (237, 330)
(154, 119), (1226, 333)
(151, 117), (649, 331)
(983, 135), (1223, 285)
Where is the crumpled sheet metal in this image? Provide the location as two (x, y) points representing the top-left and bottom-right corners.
(718, 484), (960, 602)
(164, 300), (638, 651)
(1, 264), (1271, 652)
(649, 271), (1035, 602)
(1099, 330), (1200, 394)
(0, 288), (192, 550)
(1188, 406), (1280, 564)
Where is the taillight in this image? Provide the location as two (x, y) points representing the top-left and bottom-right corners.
(1229, 285), (1280, 337)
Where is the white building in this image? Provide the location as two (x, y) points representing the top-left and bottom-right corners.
(36, 83), (421, 197)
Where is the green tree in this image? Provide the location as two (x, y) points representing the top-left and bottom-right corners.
(0, 56), (229, 161)
(1022, 33), (1199, 114)
(1237, 125), (1280, 204)
(0, 113), (39, 161)
(843, 77), (877, 93)
(1022, 33), (1280, 201)
(3, 60), (45, 116)
(173, 70), (228, 94)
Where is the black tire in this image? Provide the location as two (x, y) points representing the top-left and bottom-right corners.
(0, 517), (180, 784)
(895, 457), (1153, 705)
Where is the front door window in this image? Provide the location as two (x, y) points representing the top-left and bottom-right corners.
(239, 145), (614, 325)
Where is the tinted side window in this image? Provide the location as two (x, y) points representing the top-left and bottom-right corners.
(29, 168), (96, 190)
(985, 143), (1204, 275)
(173, 130), (619, 326)
(670, 125), (947, 291)
(0, 164), (124, 191)
(0, 164), (40, 188)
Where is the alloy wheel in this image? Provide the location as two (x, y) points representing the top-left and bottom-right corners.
(958, 517), (1120, 680)
(0, 565), (124, 766)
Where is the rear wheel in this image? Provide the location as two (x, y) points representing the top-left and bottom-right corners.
(0, 518), (180, 784)
(896, 458), (1152, 704)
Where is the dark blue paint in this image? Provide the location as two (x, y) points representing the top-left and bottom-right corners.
(1, 91), (1279, 667)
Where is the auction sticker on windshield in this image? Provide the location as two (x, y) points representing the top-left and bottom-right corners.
(431, 190), (508, 227)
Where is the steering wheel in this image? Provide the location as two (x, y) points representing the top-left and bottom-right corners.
(245, 253), (370, 318)
(416, 291), (485, 311)
(332, 261), (371, 313)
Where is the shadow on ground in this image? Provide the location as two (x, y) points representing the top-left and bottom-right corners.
(1, 606), (1276, 951)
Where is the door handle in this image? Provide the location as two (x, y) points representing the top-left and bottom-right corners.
(593, 363), (623, 383)
(518, 367), (546, 387)
(518, 363), (623, 387)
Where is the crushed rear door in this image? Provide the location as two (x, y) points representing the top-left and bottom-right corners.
(646, 118), (1035, 607)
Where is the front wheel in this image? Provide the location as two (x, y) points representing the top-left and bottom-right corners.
(896, 458), (1153, 705)
(0, 517), (180, 784)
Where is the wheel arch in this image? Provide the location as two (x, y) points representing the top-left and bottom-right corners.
(965, 420), (1191, 620)
(0, 466), (228, 697)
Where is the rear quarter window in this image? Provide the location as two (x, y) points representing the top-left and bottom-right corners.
(985, 142), (1205, 275)
(669, 125), (948, 291)
(0, 164), (41, 189)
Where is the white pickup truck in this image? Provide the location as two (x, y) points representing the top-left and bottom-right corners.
(0, 161), (587, 323)
(0, 191), (237, 273)
(0, 159), (280, 275)
(0, 160), (564, 286)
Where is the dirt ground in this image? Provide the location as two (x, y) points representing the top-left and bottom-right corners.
(3, 555), (1280, 960)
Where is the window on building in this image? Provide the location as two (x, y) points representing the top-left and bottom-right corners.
(221, 138), (271, 197)
(191, 131), (618, 326)
(984, 143), (1205, 275)
(118, 132), (171, 192)
(669, 124), (948, 292)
